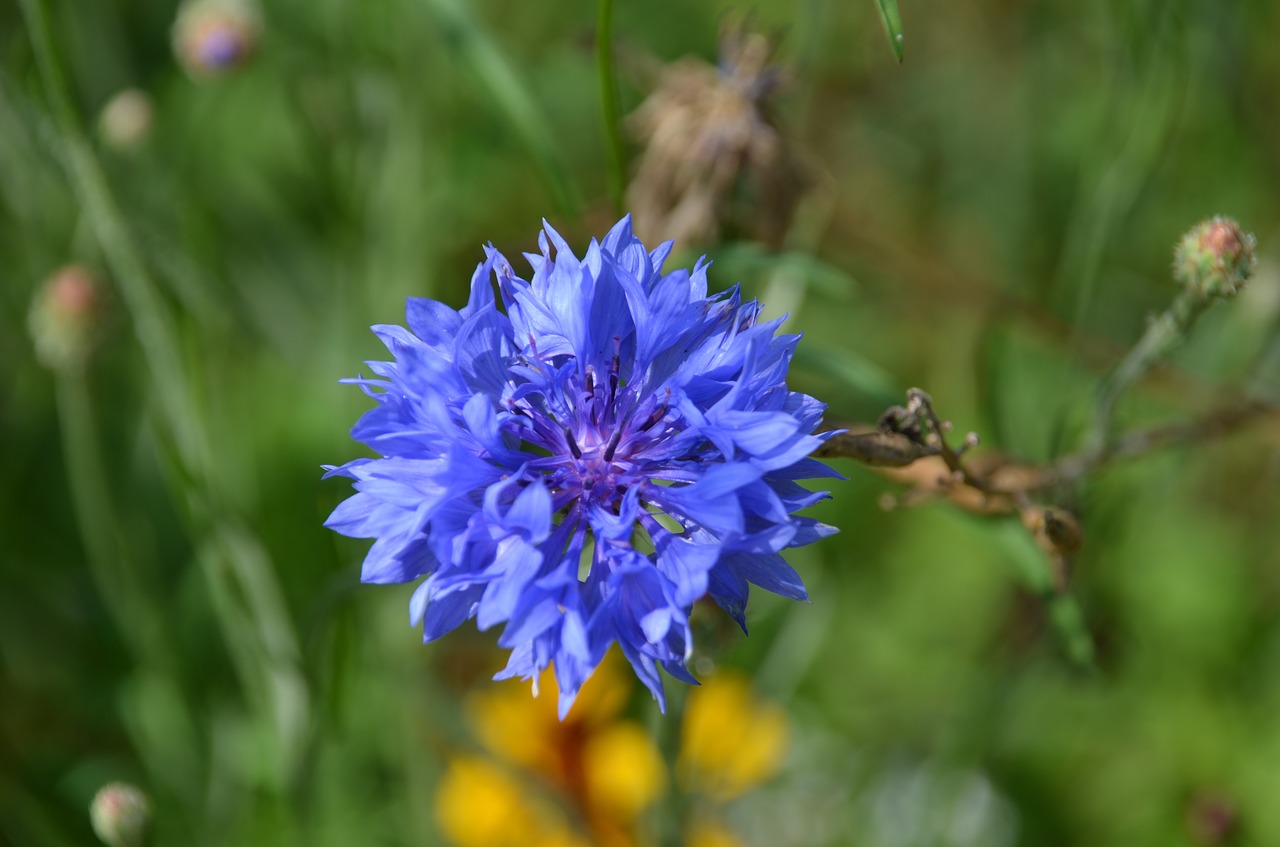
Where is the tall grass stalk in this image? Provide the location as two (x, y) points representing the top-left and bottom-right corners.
(597, 0), (625, 213)
(20, 0), (308, 786)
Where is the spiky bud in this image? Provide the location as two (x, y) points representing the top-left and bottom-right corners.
(90, 783), (150, 847)
(28, 265), (105, 372)
(1173, 216), (1256, 299)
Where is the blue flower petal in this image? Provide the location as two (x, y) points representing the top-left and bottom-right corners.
(718, 550), (809, 602)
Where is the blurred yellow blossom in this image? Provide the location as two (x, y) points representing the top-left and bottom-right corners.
(678, 671), (790, 802)
(435, 756), (589, 847)
(685, 818), (748, 847)
(435, 658), (790, 847)
(583, 721), (667, 821)
(437, 651), (665, 847)
(467, 649), (634, 779)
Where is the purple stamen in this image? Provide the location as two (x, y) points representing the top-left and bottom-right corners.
(602, 429), (623, 463)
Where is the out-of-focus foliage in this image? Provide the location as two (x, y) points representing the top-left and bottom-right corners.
(2, 1), (1278, 846)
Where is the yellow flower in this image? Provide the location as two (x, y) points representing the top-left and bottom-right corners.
(434, 757), (600, 847)
(685, 818), (748, 847)
(677, 671), (790, 802)
(436, 650), (666, 847)
(467, 650), (633, 781)
(583, 722), (666, 820)
(435, 658), (791, 847)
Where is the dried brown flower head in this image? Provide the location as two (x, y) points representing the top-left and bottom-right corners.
(626, 26), (806, 249)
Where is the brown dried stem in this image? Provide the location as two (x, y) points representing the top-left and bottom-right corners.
(822, 392), (1276, 510)
(818, 390), (1277, 599)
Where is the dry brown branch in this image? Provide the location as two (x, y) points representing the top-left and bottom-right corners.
(811, 429), (937, 467)
(819, 389), (1279, 587)
(824, 395), (1277, 505)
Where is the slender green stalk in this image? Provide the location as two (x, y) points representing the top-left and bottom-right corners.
(652, 684), (690, 847)
(1087, 289), (1213, 459)
(21, 0), (307, 782)
(20, 0), (204, 474)
(597, 0), (625, 213)
(1047, 590), (1096, 670)
(54, 372), (172, 671)
(422, 0), (582, 216)
(995, 522), (1097, 672)
(874, 0), (905, 62)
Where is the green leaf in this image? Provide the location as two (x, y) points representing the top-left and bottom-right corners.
(875, 0), (905, 62)
(994, 522), (1097, 671)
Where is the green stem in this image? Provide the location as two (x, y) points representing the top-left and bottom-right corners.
(652, 683), (690, 847)
(422, 0), (582, 217)
(55, 371), (172, 671)
(1087, 289), (1213, 458)
(996, 522), (1097, 672)
(21, 0), (307, 781)
(1046, 588), (1096, 671)
(19, 0), (204, 474)
(597, 0), (625, 213)
(874, 0), (905, 62)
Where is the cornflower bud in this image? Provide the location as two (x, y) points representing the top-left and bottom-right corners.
(1173, 216), (1256, 299)
(28, 265), (105, 372)
(89, 782), (150, 847)
(98, 89), (154, 151)
(172, 0), (260, 78)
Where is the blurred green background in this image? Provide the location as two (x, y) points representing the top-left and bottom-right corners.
(3, 0), (1279, 845)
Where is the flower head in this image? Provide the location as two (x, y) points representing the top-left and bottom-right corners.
(326, 217), (837, 716)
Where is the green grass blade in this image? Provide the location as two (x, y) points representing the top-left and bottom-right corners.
(597, 0), (625, 215)
(423, 0), (583, 217)
(875, 0), (905, 62)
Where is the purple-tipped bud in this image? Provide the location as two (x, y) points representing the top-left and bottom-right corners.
(1173, 216), (1256, 299)
(172, 0), (260, 79)
(28, 265), (105, 372)
(90, 783), (150, 847)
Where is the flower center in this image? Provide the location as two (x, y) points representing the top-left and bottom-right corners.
(564, 426), (629, 509)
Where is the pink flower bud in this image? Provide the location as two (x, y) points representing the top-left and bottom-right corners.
(89, 783), (150, 847)
(1173, 216), (1256, 299)
(28, 265), (106, 372)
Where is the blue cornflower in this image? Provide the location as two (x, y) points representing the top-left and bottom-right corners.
(325, 217), (838, 717)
